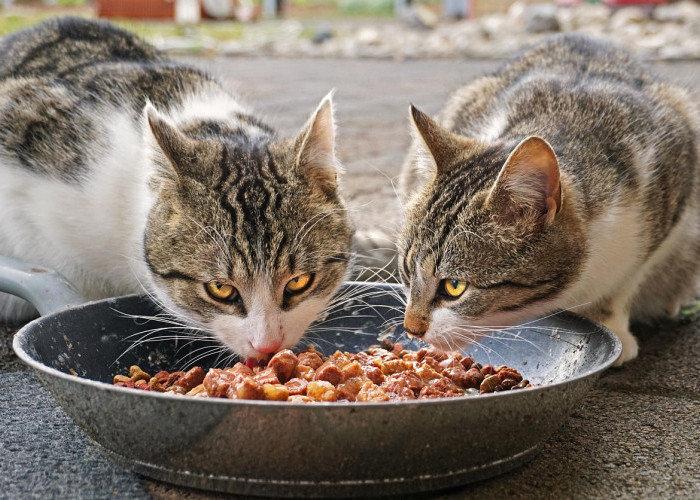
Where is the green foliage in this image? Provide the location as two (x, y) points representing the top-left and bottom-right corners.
(681, 300), (700, 317)
(0, 14), (55, 36)
(289, 0), (336, 6)
(57, 0), (90, 6)
(337, 0), (393, 16)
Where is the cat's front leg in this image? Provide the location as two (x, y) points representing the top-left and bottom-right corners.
(601, 309), (639, 366)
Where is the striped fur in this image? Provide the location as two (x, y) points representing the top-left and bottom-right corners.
(398, 34), (700, 365)
(0, 18), (353, 358)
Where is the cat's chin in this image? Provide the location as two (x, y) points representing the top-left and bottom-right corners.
(423, 308), (537, 353)
(420, 329), (483, 353)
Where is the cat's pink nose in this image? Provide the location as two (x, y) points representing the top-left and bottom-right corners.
(253, 341), (282, 354)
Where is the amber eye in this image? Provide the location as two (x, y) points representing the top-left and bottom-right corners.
(205, 282), (237, 302)
(440, 279), (468, 299)
(285, 273), (313, 295)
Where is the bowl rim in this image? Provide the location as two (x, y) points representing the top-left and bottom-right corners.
(12, 291), (622, 410)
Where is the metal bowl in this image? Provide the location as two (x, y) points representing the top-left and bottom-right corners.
(5, 256), (620, 497)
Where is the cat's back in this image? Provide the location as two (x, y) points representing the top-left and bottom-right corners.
(497, 33), (653, 88)
(0, 17), (216, 114)
(0, 18), (227, 183)
(445, 34), (664, 139)
(442, 35), (698, 208)
(0, 17), (161, 80)
(431, 33), (698, 283)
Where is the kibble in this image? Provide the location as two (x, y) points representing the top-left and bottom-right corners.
(113, 343), (532, 402)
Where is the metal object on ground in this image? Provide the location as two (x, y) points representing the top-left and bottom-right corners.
(4, 255), (621, 497)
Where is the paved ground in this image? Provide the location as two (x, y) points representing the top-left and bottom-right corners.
(1, 56), (699, 499)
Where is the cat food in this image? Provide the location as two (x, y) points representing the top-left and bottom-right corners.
(113, 341), (531, 402)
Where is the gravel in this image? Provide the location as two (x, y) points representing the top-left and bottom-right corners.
(153, 2), (700, 61)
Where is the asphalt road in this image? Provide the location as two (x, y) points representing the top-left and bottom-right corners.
(1, 56), (699, 499)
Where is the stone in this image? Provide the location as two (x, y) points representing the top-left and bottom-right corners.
(480, 14), (510, 40)
(234, 0), (256, 23)
(202, 0), (234, 19)
(356, 26), (380, 46)
(312, 28), (333, 45)
(402, 4), (440, 30)
(524, 3), (561, 33)
(653, 0), (700, 24)
(567, 3), (611, 30)
(143, 2), (700, 62)
(608, 7), (648, 32)
(152, 36), (216, 53)
(507, 1), (528, 25)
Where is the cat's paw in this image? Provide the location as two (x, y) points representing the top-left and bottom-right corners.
(612, 329), (639, 367)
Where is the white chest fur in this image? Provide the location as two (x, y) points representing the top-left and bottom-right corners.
(0, 110), (154, 308)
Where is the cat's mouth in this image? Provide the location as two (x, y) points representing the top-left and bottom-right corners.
(244, 357), (269, 369)
(245, 340), (286, 361)
(404, 326), (427, 339)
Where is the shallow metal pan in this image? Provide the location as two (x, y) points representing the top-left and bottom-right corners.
(4, 255), (621, 497)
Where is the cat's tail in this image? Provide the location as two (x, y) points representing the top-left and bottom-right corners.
(352, 229), (400, 283)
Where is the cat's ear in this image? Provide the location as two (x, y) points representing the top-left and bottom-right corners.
(487, 136), (561, 227)
(294, 91), (339, 196)
(409, 104), (478, 175)
(144, 101), (197, 178)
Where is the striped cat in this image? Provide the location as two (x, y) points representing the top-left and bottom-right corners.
(398, 34), (699, 365)
(0, 18), (353, 359)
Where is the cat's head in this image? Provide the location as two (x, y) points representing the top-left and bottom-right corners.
(141, 94), (353, 359)
(398, 106), (585, 351)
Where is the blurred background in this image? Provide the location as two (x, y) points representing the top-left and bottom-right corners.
(0, 0), (698, 61)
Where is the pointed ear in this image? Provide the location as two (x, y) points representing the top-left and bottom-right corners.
(487, 136), (561, 227)
(409, 104), (479, 175)
(295, 92), (339, 196)
(144, 102), (197, 177)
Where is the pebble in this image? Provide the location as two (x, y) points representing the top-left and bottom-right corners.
(524, 3), (560, 33)
(152, 3), (700, 61)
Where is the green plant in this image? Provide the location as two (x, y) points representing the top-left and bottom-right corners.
(337, 0), (393, 16)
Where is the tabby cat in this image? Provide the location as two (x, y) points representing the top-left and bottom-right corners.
(398, 34), (699, 365)
(0, 18), (353, 359)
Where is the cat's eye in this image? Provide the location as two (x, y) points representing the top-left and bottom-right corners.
(440, 279), (468, 299)
(205, 282), (238, 302)
(285, 273), (313, 295)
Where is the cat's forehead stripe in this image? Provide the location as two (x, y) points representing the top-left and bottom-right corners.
(428, 146), (506, 210)
(214, 147), (255, 275)
(175, 121), (342, 279)
(272, 233), (288, 271)
(213, 144), (235, 191)
(412, 147), (507, 249)
(263, 149), (288, 186)
(217, 144), (300, 274)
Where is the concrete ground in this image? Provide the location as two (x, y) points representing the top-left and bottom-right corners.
(1, 57), (699, 499)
